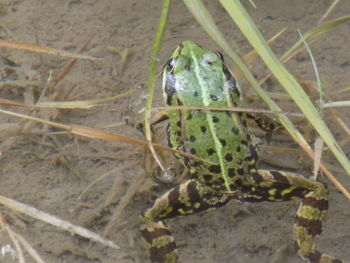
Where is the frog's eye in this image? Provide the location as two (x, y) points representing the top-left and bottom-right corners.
(202, 52), (220, 67)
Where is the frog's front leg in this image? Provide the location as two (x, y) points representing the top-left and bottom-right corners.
(249, 170), (346, 263)
(140, 179), (232, 263)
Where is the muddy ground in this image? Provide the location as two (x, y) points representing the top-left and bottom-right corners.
(0, 0), (350, 262)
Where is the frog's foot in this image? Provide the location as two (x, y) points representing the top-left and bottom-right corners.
(250, 170), (346, 263)
(141, 220), (177, 263)
(295, 191), (345, 263)
(140, 179), (232, 263)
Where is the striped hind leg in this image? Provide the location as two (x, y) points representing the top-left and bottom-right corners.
(140, 179), (232, 263)
(245, 170), (346, 263)
(294, 190), (345, 263)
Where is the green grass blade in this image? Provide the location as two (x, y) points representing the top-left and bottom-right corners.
(282, 16), (350, 62)
(220, 0), (350, 177)
(183, 0), (310, 147)
(297, 29), (324, 108)
(144, 0), (170, 175)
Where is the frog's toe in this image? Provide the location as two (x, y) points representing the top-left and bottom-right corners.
(141, 220), (178, 263)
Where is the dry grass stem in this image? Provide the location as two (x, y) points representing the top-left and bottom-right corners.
(77, 167), (120, 201)
(0, 80), (40, 88)
(0, 214), (25, 263)
(0, 195), (119, 249)
(11, 231), (45, 263)
(318, 0), (341, 25)
(336, 116), (350, 137)
(313, 137), (324, 180)
(155, 105), (304, 117)
(41, 39), (93, 100)
(103, 170), (145, 236)
(0, 40), (99, 60)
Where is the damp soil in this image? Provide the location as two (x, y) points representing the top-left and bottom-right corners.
(0, 0), (350, 263)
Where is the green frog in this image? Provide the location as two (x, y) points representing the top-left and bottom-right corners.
(140, 40), (346, 263)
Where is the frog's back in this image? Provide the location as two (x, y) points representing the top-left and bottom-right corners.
(163, 41), (257, 191)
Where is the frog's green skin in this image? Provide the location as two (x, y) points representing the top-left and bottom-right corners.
(140, 41), (346, 263)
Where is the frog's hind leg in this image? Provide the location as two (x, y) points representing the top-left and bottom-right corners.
(140, 179), (231, 263)
(246, 170), (345, 263)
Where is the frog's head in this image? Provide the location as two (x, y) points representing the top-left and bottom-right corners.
(162, 40), (239, 107)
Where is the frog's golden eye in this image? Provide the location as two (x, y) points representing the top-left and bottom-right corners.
(202, 52), (220, 67)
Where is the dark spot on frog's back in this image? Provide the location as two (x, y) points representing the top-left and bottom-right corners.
(227, 168), (235, 177)
(191, 161), (201, 167)
(231, 126), (239, 135)
(241, 140), (248, 146)
(203, 174), (213, 182)
(207, 148), (215, 155)
(219, 139), (227, 147)
(244, 156), (253, 162)
(200, 126), (206, 133)
(211, 177), (225, 188)
(186, 114), (193, 120)
(189, 135), (196, 142)
(212, 116), (220, 123)
(225, 153), (233, 162)
(237, 168), (245, 175)
(209, 165), (221, 173)
(210, 94), (218, 101)
(190, 148), (197, 154)
(193, 91), (199, 97)
(225, 111), (232, 118)
(184, 64), (190, 71)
